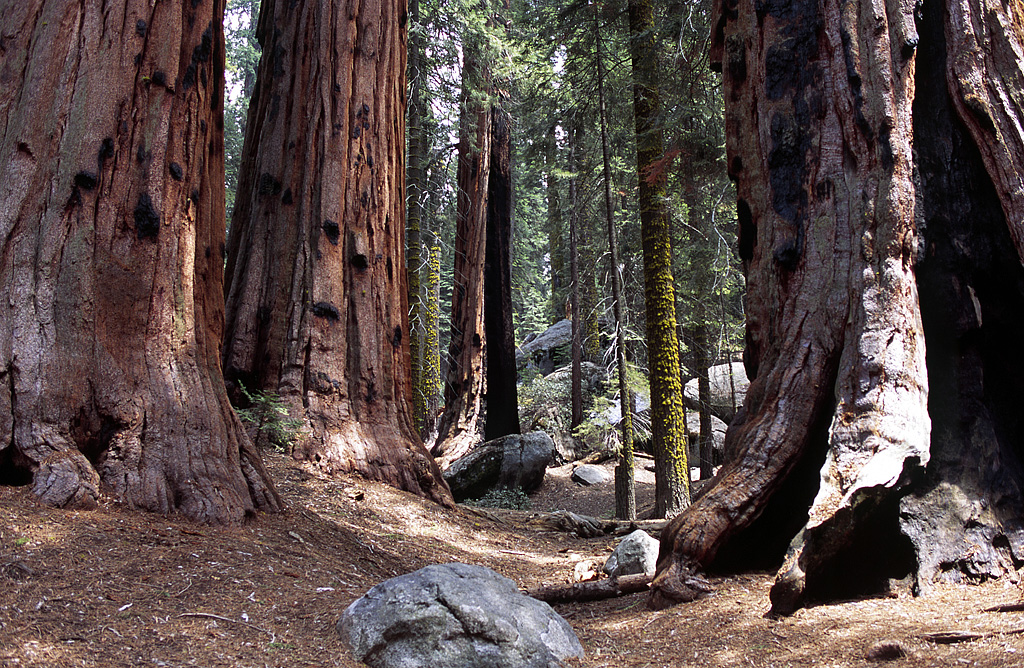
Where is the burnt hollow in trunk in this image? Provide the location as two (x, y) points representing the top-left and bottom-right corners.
(903, 0), (1024, 589)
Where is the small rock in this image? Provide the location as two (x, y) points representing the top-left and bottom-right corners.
(603, 530), (660, 578)
(572, 559), (600, 582)
(571, 464), (610, 486)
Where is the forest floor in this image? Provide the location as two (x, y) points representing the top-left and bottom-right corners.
(2, 450), (1024, 668)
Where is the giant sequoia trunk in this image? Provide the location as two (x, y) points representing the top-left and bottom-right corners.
(432, 43), (491, 466)
(0, 0), (280, 523)
(652, 0), (1024, 614)
(433, 4), (520, 464)
(221, 0), (450, 506)
(483, 104), (521, 442)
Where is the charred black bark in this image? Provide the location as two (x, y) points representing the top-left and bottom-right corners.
(483, 105), (520, 442)
(903, 0), (1024, 591)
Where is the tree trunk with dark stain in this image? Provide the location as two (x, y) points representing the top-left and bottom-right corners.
(0, 0), (280, 523)
(221, 0), (450, 507)
(484, 103), (521, 442)
(432, 30), (490, 468)
(435, 0), (520, 461)
(652, 0), (1024, 614)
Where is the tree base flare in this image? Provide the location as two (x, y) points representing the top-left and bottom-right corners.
(647, 560), (714, 610)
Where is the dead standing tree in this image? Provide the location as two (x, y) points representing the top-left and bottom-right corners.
(221, 0), (450, 505)
(0, 0), (280, 523)
(651, 0), (1024, 613)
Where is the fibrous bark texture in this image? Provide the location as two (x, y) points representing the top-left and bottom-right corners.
(221, 0), (450, 506)
(432, 44), (490, 467)
(654, 0), (1024, 614)
(901, 0), (1024, 595)
(0, 0), (280, 523)
(434, 6), (520, 464)
(653, 0), (928, 610)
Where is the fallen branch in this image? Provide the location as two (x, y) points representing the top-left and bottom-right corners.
(177, 612), (275, 641)
(527, 573), (652, 604)
(528, 511), (612, 538)
(985, 602), (1024, 613)
(920, 628), (1024, 644)
(527, 511), (669, 538)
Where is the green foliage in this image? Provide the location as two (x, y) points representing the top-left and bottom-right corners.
(465, 487), (532, 510)
(235, 383), (304, 452)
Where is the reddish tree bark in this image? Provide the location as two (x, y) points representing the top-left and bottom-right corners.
(434, 2), (520, 464)
(0, 0), (280, 523)
(221, 0), (450, 506)
(483, 104), (521, 442)
(652, 0), (1024, 614)
(432, 43), (490, 467)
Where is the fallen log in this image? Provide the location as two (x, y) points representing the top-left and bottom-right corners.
(526, 510), (669, 538)
(527, 573), (652, 604)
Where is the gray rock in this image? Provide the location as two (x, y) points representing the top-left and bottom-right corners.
(571, 464), (610, 486)
(685, 411), (728, 466)
(338, 563), (584, 668)
(444, 432), (554, 502)
(684, 362), (749, 424)
(516, 319), (573, 375)
(603, 530), (660, 578)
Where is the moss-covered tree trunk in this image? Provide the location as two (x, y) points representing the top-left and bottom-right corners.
(628, 0), (690, 519)
(221, 0), (450, 506)
(424, 241), (443, 429)
(652, 0), (1024, 614)
(0, 0), (280, 523)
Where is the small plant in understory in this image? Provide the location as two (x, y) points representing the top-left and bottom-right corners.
(465, 487), (532, 511)
(235, 382), (305, 452)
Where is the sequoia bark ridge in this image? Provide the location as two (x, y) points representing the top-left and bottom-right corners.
(222, 0), (450, 505)
(0, 0), (280, 523)
(652, 0), (930, 611)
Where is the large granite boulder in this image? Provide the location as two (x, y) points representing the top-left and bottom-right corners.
(516, 319), (573, 375)
(685, 411), (729, 467)
(683, 362), (749, 424)
(338, 563), (584, 668)
(603, 530), (660, 578)
(443, 432), (554, 502)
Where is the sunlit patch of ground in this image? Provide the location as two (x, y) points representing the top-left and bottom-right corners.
(2, 450), (1022, 667)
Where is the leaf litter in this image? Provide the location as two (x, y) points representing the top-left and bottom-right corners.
(0, 451), (1023, 667)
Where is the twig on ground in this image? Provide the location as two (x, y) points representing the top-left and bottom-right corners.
(177, 613), (276, 642)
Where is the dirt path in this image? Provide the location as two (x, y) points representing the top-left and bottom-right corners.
(1, 451), (1023, 667)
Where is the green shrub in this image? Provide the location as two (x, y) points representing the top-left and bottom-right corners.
(465, 487), (532, 511)
(235, 383), (304, 452)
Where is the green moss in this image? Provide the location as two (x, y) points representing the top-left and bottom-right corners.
(424, 246), (442, 407)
